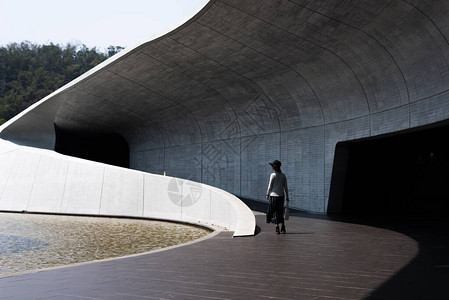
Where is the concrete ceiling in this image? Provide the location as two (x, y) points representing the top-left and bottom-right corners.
(2, 0), (449, 212)
(5, 0), (449, 150)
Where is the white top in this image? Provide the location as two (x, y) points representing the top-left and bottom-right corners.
(267, 171), (289, 198)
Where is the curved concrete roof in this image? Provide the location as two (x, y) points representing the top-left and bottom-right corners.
(2, 0), (449, 213)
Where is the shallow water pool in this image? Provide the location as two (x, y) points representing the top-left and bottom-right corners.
(0, 212), (211, 277)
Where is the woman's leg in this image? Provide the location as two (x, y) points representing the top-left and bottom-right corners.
(275, 196), (285, 225)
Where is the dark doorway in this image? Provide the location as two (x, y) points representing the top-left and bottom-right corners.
(329, 124), (449, 217)
(54, 124), (129, 168)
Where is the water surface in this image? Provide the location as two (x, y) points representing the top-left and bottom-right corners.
(0, 212), (211, 277)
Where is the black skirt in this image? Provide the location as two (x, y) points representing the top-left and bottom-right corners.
(266, 196), (285, 224)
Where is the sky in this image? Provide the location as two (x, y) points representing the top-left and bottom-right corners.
(0, 0), (208, 52)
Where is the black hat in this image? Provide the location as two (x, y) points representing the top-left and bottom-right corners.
(269, 160), (282, 170)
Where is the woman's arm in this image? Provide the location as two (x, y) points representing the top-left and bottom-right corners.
(266, 173), (274, 199)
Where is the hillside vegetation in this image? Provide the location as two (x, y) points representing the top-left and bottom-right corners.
(0, 42), (123, 125)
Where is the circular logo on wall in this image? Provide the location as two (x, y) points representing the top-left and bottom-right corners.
(167, 178), (203, 207)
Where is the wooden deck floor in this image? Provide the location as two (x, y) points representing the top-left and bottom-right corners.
(0, 199), (448, 299)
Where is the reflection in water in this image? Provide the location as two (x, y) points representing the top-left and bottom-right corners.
(0, 213), (211, 277)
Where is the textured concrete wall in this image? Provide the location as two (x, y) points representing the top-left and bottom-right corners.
(2, 0), (449, 213)
(0, 140), (255, 236)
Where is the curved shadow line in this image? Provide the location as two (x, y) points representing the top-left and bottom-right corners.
(243, 197), (448, 298)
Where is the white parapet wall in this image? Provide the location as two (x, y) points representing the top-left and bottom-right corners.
(0, 139), (255, 237)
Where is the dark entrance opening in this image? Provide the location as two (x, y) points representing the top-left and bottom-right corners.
(54, 124), (129, 168)
(328, 123), (449, 218)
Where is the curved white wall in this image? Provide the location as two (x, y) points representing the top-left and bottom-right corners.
(0, 139), (255, 237)
(3, 0), (449, 215)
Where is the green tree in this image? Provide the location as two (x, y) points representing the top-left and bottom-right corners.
(0, 42), (123, 125)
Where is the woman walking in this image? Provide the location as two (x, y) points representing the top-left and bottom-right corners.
(266, 160), (289, 234)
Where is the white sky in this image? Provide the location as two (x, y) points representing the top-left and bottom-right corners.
(0, 0), (208, 52)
